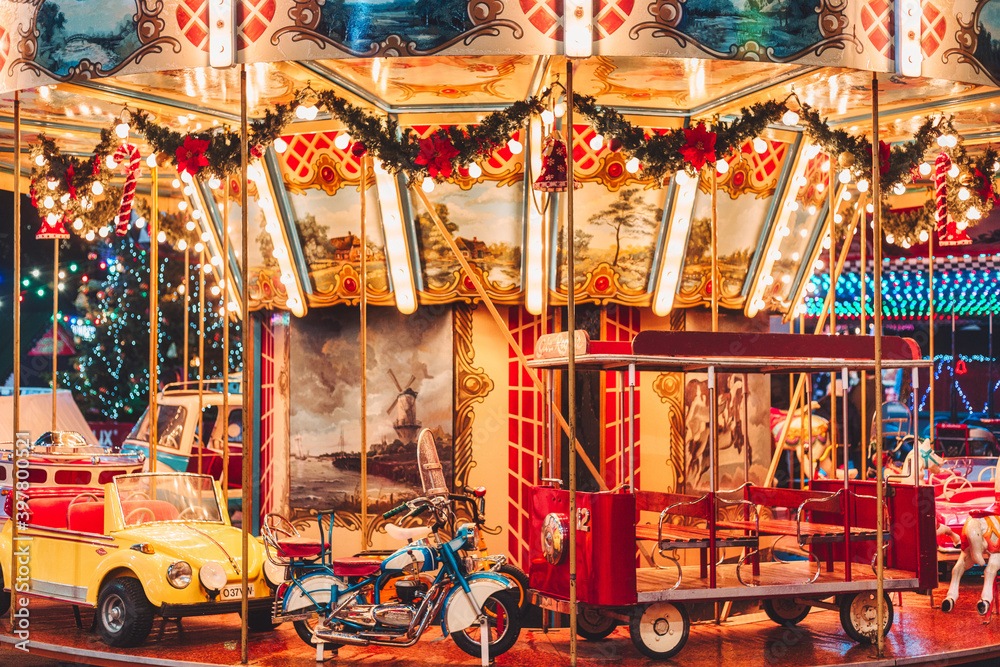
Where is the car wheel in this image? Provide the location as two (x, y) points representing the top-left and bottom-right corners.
(97, 577), (155, 647)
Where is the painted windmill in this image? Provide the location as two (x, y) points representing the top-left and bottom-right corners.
(387, 369), (421, 445)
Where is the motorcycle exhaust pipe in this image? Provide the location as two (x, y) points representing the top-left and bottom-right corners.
(311, 628), (371, 646)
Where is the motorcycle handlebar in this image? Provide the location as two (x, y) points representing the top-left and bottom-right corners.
(383, 503), (409, 519)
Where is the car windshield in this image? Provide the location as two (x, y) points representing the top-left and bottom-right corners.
(115, 474), (223, 526)
(127, 405), (187, 450)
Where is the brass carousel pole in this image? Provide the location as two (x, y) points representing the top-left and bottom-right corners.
(566, 58), (579, 667)
(222, 178), (231, 504)
(52, 239), (59, 429)
(872, 71), (886, 658)
(827, 155), (838, 474)
(711, 165), (719, 332)
(10, 90), (21, 628)
(239, 62), (252, 666)
(198, 245), (206, 475)
(150, 166), (159, 470)
(360, 155), (369, 552)
(861, 202), (868, 479)
(183, 246), (190, 384)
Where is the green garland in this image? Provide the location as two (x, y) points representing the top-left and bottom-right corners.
(28, 85), (1000, 249)
(881, 200), (936, 246)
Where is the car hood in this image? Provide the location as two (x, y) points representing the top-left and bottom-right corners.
(115, 522), (265, 577)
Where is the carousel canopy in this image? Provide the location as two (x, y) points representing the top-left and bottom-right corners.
(2, 1), (1000, 319)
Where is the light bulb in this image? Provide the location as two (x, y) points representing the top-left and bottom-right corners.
(841, 190), (852, 201)
(201, 232), (211, 242)
(625, 158), (640, 173)
(893, 182), (906, 195)
(72, 218), (83, 230)
(716, 159), (729, 174)
(541, 110), (554, 125)
(753, 137), (767, 154)
(186, 220), (196, 231)
(958, 187), (970, 201)
(674, 170), (689, 185)
(857, 179), (869, 192)
(947, 135), (958, 147)
(85, 230), (95, 241)
(183, 185), (194, 196)
(919, 230), (929, 243)
(280, 273), (293, 285)
(92, 181), (104, 195)
(60, 193), (69, 204)
(948, 165), (959, 178)
(157, 230), (167, 243)
(135, 217), (146, 228)
(192, 210), (202, 220)
(273, 137), (288, 154)
(886, 233), (895, 244)
(46, 179), (58, 190)
(295, 105), (307, 119)
(172, 179), (181, 188)
(203, 264), (213, 274)
(839, 170), (851, 184)
(178, 201), (188, 210)
(782, 110), (799, 126)
(43, 196), (54, 208)
(147, 153), (158, 168)
(181, 171), (193, 183)
(507, 139), (523, 155)
(195, 242), (204, 252)
(115, 122), (130, 139)
(421, 178), (435, 193)
(554, 102), (566, 118)
(866, 203), (874, 213)
(211, 285), (221, 296)
(334, 133), (351, 150)
(919, 162), (931, 176)
(177, 239), (188, 250)
(589, 134), (604, 151)
(35, 154), (46, 166)
(937, 135), (947, 147)
(468, 163), (482, 178)
(833, 214), (843, 224)
(98, 226), (109, 238)
(968, 206), (981, 220)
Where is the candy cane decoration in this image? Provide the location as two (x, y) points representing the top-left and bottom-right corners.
(112, 142), (140, 236)
(933, 152), (950, 239)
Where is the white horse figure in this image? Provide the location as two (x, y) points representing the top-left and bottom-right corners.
(942, 459), (1000, 615)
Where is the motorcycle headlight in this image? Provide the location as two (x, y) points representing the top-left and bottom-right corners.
(167, 561), (192, 589)
(200, 561), (228, 592)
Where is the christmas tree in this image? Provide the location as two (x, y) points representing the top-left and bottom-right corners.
(62, 229), (241, 421)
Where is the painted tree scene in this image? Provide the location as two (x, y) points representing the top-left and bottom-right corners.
(317, 0), (474, 53)
(35, 0), (141, 76)
(285, 186), (389, 294)
(679, 0), (824, 60)
(414, 181), (523, 291)
(555, 185), (665, 291)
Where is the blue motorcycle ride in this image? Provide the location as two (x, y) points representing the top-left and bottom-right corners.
(266, 495), (521, 659)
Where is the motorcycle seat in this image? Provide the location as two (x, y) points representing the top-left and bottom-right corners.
(332, 557), (382, 577)
(276, 536), (324, 559)
(385, 523), (432, 542)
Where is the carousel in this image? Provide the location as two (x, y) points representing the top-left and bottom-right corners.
(3, 1), (1000, 666)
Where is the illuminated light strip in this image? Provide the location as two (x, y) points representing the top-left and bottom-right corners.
(564, 0), (594, 58)
(188, 179), (240, 317)
(247, 162), (307, 317)
(897, 0), (922, 77)
(651, 173), (698, 316)
(373, 160), (418, 315)
(524, 117), (546, 315)
(745, 143), (814, 318)
(209, 0), (235, 69)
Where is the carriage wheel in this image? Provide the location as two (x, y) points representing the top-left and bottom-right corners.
(763, 598), (810, 626)
(839, 591), (894, 644)
(628, 602), (689, 660)
(576, 606), (616, 641)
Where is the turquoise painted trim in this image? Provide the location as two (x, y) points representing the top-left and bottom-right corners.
(72, 81), (242, 124)
(251, 314), (262, 537)
(196, 178), (243, 297)
(264, 147), (312, 296)
(741, 131), (804, 299)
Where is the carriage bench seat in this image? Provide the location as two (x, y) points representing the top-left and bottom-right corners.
(716, 518), (886, 544)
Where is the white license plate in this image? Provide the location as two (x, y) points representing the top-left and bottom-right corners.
(221, 583), (254, 600)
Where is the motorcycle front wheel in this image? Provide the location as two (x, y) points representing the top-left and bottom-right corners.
(451, 591), (521, 659)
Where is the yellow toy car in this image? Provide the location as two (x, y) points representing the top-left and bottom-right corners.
(0, 472), (279, 647)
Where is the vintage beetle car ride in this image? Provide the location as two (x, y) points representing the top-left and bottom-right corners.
(0, 472), (279, 647)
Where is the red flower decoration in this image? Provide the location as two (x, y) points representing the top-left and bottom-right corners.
(879, 140), (891, 175)
(250, 144), (264, 159)
(975, 168), (997, 204)
(175, 136), (210, 176)
(66, 163), (76, 200)
(679, 123), (717, 171)
(414, 134), (460, 179)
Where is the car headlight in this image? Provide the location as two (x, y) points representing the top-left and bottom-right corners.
(262, 558), (286, 589)
(167, 561), (193, 589)
(200, 561), (228, 592)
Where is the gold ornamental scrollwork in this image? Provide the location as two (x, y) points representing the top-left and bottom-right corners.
(551, 262), (651, 308)
(306, 263), (394, 309)
(943, 1), (998, 85)
(453, 303), (494, 491)
(420, 265), (521, 306)
(248, 267), (290, 312)
(652, 371), (685, 493)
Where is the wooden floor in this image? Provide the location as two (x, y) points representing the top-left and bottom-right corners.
(636, 562), (918, 602)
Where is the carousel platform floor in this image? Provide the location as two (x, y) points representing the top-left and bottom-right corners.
(2, 582), (1000, 666)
